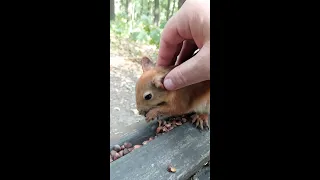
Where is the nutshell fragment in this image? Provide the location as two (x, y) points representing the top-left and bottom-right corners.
(167, 165), (176, 173)
(134, 145), (142, 149)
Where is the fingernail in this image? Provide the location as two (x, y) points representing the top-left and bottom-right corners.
(164, 79), (175, 90)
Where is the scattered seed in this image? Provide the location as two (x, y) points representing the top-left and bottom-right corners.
(113, 153), (120, 161)
(142, 141), (148, 145)
(128, 147), (134, 152)
(156, 127), (162, 134)
(121, 145), (125, 150)
(149, 137), (154, 141)
(124, 142), (132, 148)
(123, 148), (129, 155)
(113, 145), (121, 152)
(158, 120), (162, 127)
(110, 158), (113, 163)
(182, 118), (187, 123)
(168, 126), (174, 131)
(167, 165), (176, 173)
(176, 121), (182, 126)
(110, 150), (117, 156)
(165, 123), (171, 128)
(134, 145), (142, 149)
(162, 127), (168, 132)
(119, 150), (123, 157)
(172, 120), (176, 125)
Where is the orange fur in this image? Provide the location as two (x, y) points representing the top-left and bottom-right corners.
(135, 56), (210, 123)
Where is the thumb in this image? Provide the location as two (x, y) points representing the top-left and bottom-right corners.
(163, 47), (210, 90)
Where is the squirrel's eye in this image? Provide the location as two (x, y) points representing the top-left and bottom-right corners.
(144, 93), (152, 100)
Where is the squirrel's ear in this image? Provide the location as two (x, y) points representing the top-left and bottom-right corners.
(151, 67), (174, 89)
(152, 74), (165, 89)
(141, 56), (154, 72)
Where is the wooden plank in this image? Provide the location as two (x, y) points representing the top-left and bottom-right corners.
(189, 165), (210, 180)
(109, 118), (159, 151)
(110, 122), (210, 180)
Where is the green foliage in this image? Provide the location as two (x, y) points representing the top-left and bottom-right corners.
(110, 0), (179, 48)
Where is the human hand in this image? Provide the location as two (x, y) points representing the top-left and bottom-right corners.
(157, 0), (210, 90)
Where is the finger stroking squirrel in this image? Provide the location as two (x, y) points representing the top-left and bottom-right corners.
(135, 55), (210, 130)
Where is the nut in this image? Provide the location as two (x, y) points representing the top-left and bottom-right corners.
(162, 127), (168, 132)
(156, 127), (162, 134)
(172, 120), (176, 125)
(113, 145), (121, 152)
(119, 150), (124, 157)
(134, 145), (142, 149)
(167, 165), (176, 173)
(182, 118), (187, 123)
(176, 121), (182, 126)
(124, 142), (132, 148)
(110, 150), (117, 156)
(123, 148), (129, 155)
(113, 153), (120, 161)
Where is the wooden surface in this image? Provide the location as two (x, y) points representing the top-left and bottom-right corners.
(110, 118), (159, 151)
(110, 121), (210, 180)
(190, 164), (210, 180)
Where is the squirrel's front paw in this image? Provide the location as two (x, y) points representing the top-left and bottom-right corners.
(145, 109), (159, 122)
(191, 114), (210, 130)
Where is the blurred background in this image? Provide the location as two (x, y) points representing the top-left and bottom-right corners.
(110, 0), (185, 145)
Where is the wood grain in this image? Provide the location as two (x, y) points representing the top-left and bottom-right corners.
(110, 122), (210, 180)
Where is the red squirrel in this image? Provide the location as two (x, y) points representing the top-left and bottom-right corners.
(135, 56), (210, 130)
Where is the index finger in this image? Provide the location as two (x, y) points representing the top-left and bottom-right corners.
(156, 14), (193, 67)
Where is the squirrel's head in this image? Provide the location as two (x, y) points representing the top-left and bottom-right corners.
(135, 57), (172, 116)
